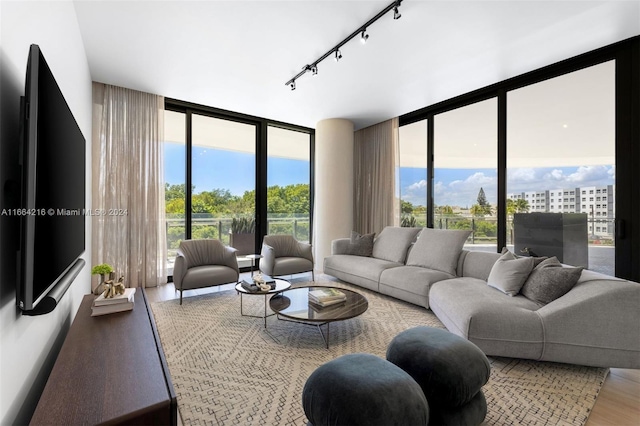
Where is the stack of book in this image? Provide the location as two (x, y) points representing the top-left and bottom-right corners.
(308, 288), (346, 307)
(240, 280), (260, 293)
(240, 275), (276, 292)
(91, 288), (136, 316)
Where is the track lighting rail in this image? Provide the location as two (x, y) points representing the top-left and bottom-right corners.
(285, 0), (402, 90)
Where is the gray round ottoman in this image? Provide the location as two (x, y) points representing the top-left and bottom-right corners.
(302, 353), (429, 426)
(386, 326), (490, 425)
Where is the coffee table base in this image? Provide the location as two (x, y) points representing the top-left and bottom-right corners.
(275, 315), (332, 349)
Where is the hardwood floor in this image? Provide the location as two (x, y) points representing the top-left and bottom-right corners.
(146, 275), (640, 426)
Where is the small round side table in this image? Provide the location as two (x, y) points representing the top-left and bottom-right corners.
(235, 278), (291, 328)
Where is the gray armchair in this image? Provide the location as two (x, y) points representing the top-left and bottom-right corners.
(260, 235), (314, 281)
(173, 239), (239, 304)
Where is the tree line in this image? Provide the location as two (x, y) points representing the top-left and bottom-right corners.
(401, 187), (530, 240)
(165, 183), (310, 216)
(165, 183), (311, 250)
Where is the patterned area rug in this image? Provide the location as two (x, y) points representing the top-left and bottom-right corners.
(151, 276), (608, 426)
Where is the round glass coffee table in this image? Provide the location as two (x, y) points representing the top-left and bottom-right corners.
(269, 286), (368, 348)
(235, 278), (291, 328)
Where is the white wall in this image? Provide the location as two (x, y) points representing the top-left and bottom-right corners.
(0, 1), (92, 424)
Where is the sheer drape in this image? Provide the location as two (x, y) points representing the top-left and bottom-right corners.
(353, 117), (401, 235)
(92, 83), (167, 288)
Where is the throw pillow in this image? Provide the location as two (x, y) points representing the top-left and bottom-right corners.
(405, 228), (471, 276)
(486, 250), (535, 296)
(520, 257), (583, 305)
(345, 231), (375, 257)
(372, 227), (422, 263)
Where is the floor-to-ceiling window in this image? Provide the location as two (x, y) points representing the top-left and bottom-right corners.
(507, 61), (615, 275)
(191, 113), (257, 254)
(266, 126), (311, 242)
(398, 37), (639, 280)
(398, 119), (428, 227)
(163, 101), (314, 274)
(434, 98), (497, 252)
(164, 110), (186, 269)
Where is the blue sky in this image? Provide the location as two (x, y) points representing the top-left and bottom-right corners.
(165, 143), (310, 194)
(166, 144), (614, 207)
(401, 165), (615, 208)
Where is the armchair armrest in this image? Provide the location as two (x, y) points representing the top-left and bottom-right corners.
(173, 249), (187, 290)
(223, 245), (239, 275)
(331, 238), (351, 255)
(260, 243), (276, 276)
(296, 241), (314, 263)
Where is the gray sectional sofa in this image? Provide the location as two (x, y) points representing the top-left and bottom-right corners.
(324, 226), (640, 369)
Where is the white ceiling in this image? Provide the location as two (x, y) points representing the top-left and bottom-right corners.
(74, 0), (640, 131)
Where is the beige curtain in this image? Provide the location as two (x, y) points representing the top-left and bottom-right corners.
(92, 83), (167, 288)
(353, 117), (401, 235)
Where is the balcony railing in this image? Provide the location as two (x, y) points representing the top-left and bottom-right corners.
(165, 214), (310, 262)
(428, 214), (615, 246)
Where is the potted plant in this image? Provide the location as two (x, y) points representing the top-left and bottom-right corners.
(229, 216), (255, 255)
(91, 263), (114, 295)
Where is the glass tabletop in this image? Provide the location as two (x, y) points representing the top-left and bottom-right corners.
(269, 286), (368, 322)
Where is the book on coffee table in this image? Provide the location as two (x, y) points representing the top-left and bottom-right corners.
(309, 288), (346, 306)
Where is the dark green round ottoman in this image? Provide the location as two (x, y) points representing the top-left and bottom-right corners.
(386, 326), (490, 425)
(302, 353), (429, 426)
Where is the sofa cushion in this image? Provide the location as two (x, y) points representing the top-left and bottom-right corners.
(520, 257), (583, 305)
(457, 250), (502, 280)
(372, 227), (422, 263)
(324, 254), (401, 292)
(486, 250), (535, 296)
(379, 266), (454, 308)
(429, 277), (544, 360)
(406, 228), (471, 276)
(344, 231), (375, 257)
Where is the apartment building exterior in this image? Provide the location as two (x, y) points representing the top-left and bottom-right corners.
(508, 185), (615, 238)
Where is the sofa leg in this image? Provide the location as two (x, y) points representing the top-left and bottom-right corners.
(312, 270), (315, 282)
(180, 290), (183, 305)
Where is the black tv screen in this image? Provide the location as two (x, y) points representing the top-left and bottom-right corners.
(17, 44), (85, 312)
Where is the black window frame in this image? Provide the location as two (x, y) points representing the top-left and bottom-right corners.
(164, 98), (315, 259)
(399, 36), (640, 281)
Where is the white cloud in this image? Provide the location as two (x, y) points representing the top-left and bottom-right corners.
(543, 169), (565, 181)
(437, 173), (497, 207)
(407, 179), (427, 191)
(509, 165), (614, 193)
(402, 179), (428, 207)
(403, 165), (615, 208)
(565, 165), (609, 183)
(509, 168), (537, 182)
(449, 172), (495, 190)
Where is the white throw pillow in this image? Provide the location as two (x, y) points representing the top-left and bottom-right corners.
(487, 250), (535, 296)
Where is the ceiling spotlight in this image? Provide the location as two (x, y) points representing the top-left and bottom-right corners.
(334, 49), (342, 62)
(393, 5), (401, 20)
(290, 80), (296, 91)
(360, 29), (369, 44)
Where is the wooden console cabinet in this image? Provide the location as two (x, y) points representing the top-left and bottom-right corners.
(31, 289), (177, 425)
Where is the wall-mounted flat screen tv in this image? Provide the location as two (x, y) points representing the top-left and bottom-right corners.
(17, 44), (86, 314)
